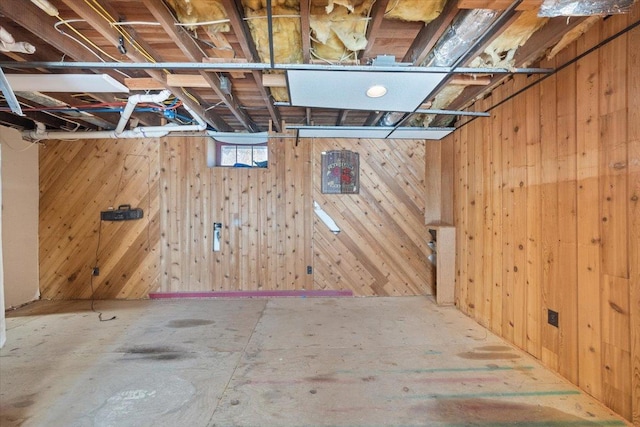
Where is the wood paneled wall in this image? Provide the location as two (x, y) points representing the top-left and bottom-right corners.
(312, 139), (434, 296)
(40, 135), (433, 298)
(449, 9), (639, 422)
(39, 138), (161, 299)
(159, 135), (313, 292)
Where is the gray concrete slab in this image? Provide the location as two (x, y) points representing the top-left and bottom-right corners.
(0, 297), (630, 426)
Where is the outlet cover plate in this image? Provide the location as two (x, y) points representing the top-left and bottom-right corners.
(548, 309), (559, 328)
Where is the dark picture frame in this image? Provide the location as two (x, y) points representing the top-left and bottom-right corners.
(321, 150), (359, 194)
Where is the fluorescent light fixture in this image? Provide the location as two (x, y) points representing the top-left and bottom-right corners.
(206, 131), (268, 144)
(287, 70), (447, 112)
(387, 127), (454, 140)
(295, 126), (394, 139)
(366, 85), (387, 98)
(30, 0), (59, 16)
(290, 126), (455, 140)
(6, 74), (129, 93)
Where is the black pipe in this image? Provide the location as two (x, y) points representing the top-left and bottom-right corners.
(267, 0), (275, 69)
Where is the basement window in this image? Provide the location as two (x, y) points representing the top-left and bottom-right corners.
(214, 142), (268, 168)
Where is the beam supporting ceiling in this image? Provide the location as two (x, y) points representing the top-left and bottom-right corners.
(360, 0), (391, 62)
(58, 0), (233, 132)
(220, 0), (282, 132)
(141, 0), (259, 132)
(300, 0), (312, 64)
(402, 0), (460, 66)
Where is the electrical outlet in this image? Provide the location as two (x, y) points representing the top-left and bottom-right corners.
(547, 309), (559, 328)
(307, 266), (313, 275)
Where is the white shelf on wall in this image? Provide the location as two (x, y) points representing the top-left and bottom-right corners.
(427, 224), (455, 306)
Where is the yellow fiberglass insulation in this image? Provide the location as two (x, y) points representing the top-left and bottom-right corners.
(408, 85), (466, 127)
(243, 0), (299, 10)
(469, 10), (548, 69)
(384, 0), (448, 23)
(165, 0), (230, 32)
(546, 16), (600, 62)
(244, 5), (302, 101)
(309, 1), (372, 62)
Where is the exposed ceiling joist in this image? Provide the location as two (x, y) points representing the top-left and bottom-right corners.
(336, 109), (348, 126)
(300, 0), (312, 64)
(514, 15), (588, 66)
(140, 0), (257, 132)
(402, 0), (460, 65)
(220, 0), (282, 132)
(1, 0), (633, 136)
(457, 0), (543, 10)
(0, 111), (34, 129)
(360, 0), (391, 62)
(0, 0), (125, 82)
(58, 0), (233, 132)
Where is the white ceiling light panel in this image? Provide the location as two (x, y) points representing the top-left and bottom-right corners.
(387, 127), (454, 140)
(5, 74), (129, 93)
(287, 70), (447, 112)
(296, 126), (394, 139)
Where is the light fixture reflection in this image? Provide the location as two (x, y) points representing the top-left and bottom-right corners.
(366, 85), (387, 98)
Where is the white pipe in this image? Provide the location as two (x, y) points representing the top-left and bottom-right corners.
(130, 99), (207, 135)
(0, 27), (15, 44)
(22, 129), (170, 140)
(115, 89), (171, 134)
(22, 89), (209, 141)
(0, 26), (36, 54)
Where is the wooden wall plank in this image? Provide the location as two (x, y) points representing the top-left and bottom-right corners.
(511, 78), (528, 351)
(39, 139), (161, 300)
(525, 76), (542, 359)
(480, 95), (493, 327)
(556, 44), (579, 384)
(447, 4), (639, 421)
(501, 88), (516, 344)
(539, 59), (560, 372)
(599, 19), (631, 419)
(425, 141), (442, 224)
(489, 91), (503, 335)
(312, 138), (434, 296)
(576, 19), (603, 401)
(466, 114), (477, 318)
(628, 6), (640, 425)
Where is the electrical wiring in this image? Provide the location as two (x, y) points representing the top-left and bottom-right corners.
(83, 0), (157, 64)
(174, 19), (231, 27)
(205, 101), (226, 111)
(54, 19), (122, 63)
(0, 100), (182, 114)
(53, 19), (132, 79)
(180, 88), (202, 106)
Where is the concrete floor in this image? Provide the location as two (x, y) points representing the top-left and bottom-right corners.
(0, 297), (629, 427)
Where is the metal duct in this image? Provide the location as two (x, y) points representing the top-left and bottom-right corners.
(378, 111), (406, 127)
(422, 9), (499, 67)
(539, 0), (636, 16)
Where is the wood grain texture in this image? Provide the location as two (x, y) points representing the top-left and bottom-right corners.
(628, 5), (640, 425)
(39, 139), (161, 299)
(158, 135), (313, 292)
(312, 138), (434, 296)
(447, 8), (639, 421)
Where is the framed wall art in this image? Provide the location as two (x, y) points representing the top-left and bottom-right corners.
(321, 150), (359, 194)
